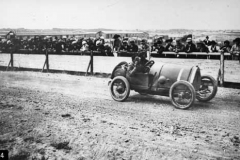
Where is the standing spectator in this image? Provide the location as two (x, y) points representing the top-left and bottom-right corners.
(174, 39), (185, 53)
(152, 40), (164, 56)
(210, 40), (218, 52)
(196, 40), (209, 53)
(119, 40), (129, 51)
(203, 36), (211, 46)
(80, 40), (89, 52)
(138, 39), (149, 52)
(95, 39), (105, 55)
(128, 39), (138, 53)
(230, 38), (240, 62)
(220, 40), (231, 53)
(185, 37), (197, 53)
(112, 35), (122, 53)
(104, 41), (112, 56)
(56, 39), (63, 54)
(87, 37), (95, 51)
(94, 36), (105, 47)
(165, 38), (174, 51)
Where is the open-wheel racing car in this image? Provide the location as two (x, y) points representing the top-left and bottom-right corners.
(109, 60), (218, 109)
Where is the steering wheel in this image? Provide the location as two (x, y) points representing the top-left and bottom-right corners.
(145, 60), (155, 67)
(144, 60), (155, 73)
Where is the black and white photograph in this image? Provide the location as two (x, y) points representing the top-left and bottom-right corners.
(0, 0), (240, 159)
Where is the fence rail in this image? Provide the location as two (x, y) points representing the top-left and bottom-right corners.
(0, 49), (232, 58)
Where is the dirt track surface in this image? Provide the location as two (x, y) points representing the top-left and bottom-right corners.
(0, 71), (240, 160)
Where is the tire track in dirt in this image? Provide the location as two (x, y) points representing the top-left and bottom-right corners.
(0, 71), (240, 159)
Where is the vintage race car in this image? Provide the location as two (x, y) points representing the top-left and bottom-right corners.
(109, 60), (218, 109)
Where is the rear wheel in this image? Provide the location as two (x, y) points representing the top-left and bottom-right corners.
(196, 75), (218, 102)
(170, 80), (196, 109)
(109, 76), (130, 102)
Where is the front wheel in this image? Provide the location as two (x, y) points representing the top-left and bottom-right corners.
(109, 76), (130, 102)
(170, 80), (196, 109)
(196, 75), (218, 102)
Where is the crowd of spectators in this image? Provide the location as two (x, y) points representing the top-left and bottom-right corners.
(0, 33), (240, 60)
(0, 34), (113, 56)
(151, 36), (238, 55)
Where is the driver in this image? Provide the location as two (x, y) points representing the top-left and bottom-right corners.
(128, 39), (150, 76)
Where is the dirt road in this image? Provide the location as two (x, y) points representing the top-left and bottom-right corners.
(0, 71), (240, 160)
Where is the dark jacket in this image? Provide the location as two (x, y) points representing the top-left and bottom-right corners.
(185, 42), (197, 53)
(128, 44), (138, 52)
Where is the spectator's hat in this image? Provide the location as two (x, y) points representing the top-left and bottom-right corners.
(211, 40), (217, 45)
(1, 38), (7, 42)
(224, 40), (230, 45)
(113, 34), (121, 39)
(72, 40), (77, 44)
(186, 37), (192, 42)
(233, 38), (240, 43)
(104, 41), (110, 46)
(129, 38), (135, 43)
(141, 39), (147, 43)
(82, 41), (87, 45)
(62, 36), (67, 39)
(44, 36), (51, 40)
(96, 40), (101, 46)
(7, 40), (11, 44)
(165, 38), (173, 43)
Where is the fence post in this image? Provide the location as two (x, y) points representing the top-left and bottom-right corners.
(11, 52), (13, 68)
(7, 51), (14, 70)
(85, 51), (93, 76)
(42, 50), (49, 72)
(46, 50), (49, 72)
(219, 51), (224, 86)
(90, 50), (93, 75)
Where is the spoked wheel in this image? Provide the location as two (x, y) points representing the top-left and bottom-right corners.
(109, 76), (130, 102)
(196, 75), (218, 102)
(170, 80), (196, 109)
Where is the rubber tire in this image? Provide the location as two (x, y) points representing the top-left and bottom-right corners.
(109, 76), (130, 102)
(170, 80), (196, 110)
(196, 75), (218, 102)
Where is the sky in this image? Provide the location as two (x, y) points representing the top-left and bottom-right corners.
(0, 0), (240, 30)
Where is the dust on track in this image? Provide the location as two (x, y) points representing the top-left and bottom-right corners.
(0, 71), (240, 160)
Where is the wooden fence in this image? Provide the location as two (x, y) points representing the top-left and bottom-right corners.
(0, 50), (236, 88)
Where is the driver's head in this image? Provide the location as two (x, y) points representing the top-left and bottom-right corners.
(141, 39), (147, 45)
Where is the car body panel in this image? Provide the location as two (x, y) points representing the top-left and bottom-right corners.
(111, 61), (201, 96)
